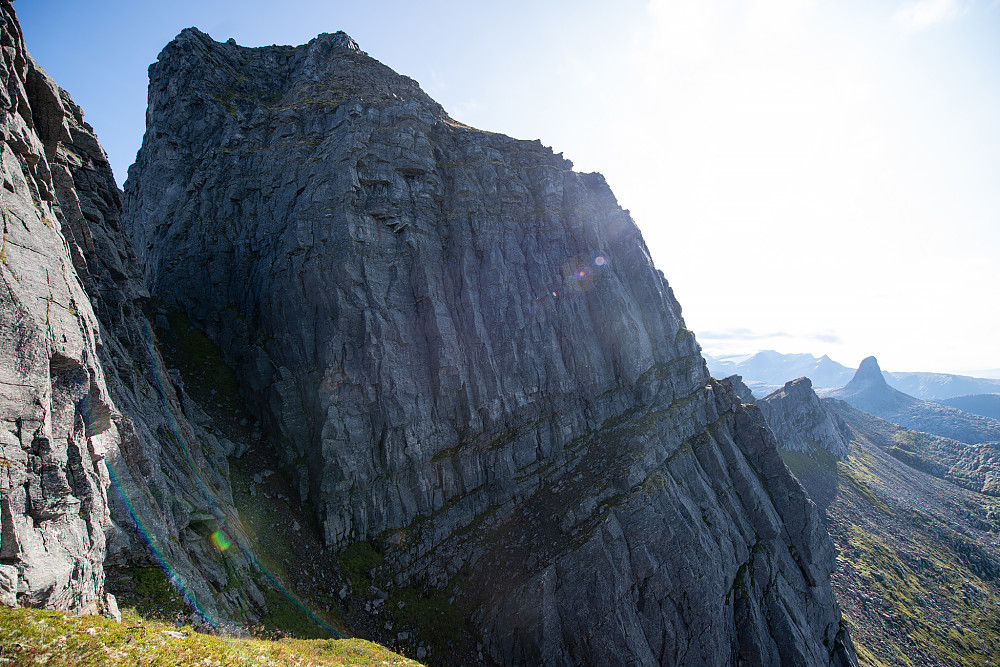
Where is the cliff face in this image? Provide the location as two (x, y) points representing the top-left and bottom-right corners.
(0, 2), (121, 613)
(760, 377), (850, 460)
(0, 4), (266, 624)
(124, 28), (856, 664)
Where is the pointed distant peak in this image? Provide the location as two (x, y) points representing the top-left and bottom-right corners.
(839, 355), (890, 395)
(856, 356), (885, 380)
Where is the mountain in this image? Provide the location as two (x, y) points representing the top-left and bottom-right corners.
(884, 372), (1000, 400)
(0, 8), (856, 666)
(785, 400), (1000, 666)
(939, 394), (1000, 421)
(758, 378), (850, 460)
(828, 357), (1000, 446)
(707, 350), (1000, 401)
(746, 379), (1000, 665)
(706, 350), (855, 395)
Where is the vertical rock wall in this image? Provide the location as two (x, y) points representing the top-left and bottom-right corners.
(0, 3), (265, 623)
(125, 28), (857, 664)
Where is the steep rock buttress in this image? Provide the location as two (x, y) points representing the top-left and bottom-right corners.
(124, 28), (857, 665)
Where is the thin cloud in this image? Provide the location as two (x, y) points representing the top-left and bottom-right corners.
(893, 0), (964, 32)
(698, 329), (841, 345)
(699, 329), (793, 341)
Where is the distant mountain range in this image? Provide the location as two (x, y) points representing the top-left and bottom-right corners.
(706, 350), (1000, 400)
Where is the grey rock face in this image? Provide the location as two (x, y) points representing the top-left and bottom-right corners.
(1, 4), (264, 622)
(126, 28), (856, 664)
(0, 2), (114, 614)
(760, 377), (850, 459)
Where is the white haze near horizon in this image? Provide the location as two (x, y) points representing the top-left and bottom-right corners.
(18, 0), (1000, 376)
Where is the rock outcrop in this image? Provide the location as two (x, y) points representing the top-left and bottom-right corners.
(124, 28), (856, 664)
(760, 378), (850, 459)
(0, 3), (266, 624)
(0, 1), (116, 614)
(830, 357), (1000, 445)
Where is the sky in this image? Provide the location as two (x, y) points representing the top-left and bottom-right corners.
(17, 0), (1000, 376)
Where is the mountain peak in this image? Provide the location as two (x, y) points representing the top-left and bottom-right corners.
(859, 355), (882, 372)
(851, 356), (887, 387)
(829, 355), (915, 413)
(310, 31), (362, 53)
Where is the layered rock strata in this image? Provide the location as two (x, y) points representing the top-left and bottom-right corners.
(125, 28), (857, 664)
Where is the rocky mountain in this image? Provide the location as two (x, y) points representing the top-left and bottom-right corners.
(739, 376), (1000, 665)
(758, 378), (850, 460)
(828, 357), (1000, 446)
(778, 398), (1000, 666)
(120, 26), (857, 665)
(0, 1), (274, 626)
(0, 6), (859, 665)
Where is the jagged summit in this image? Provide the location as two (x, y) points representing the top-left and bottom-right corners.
(311, 30), (363, 53)
(760, 377), (850, 459)
(171, 27), (363, 54)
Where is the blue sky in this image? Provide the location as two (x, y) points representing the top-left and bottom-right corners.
(18, 0), (1000, 375)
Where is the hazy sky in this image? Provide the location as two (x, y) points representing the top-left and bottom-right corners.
(18, 0), (1000, 375)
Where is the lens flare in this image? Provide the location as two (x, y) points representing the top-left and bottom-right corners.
(210, 530), (232, 551)
(102, 317), (342, 637)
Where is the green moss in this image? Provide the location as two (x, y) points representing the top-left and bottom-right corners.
(389, 585), (465, 648)
(111, 567), (191, 622)
(0, 606), (420, 666)
(837, 456), (894, 516)
(641, 470), (668, 495)
(337, 541), (384, 592)
(154, 310), (242, 418)
(779, 443), (838, 478)
(839, 521), (1000, 666)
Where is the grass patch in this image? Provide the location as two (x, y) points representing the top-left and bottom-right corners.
(0, 605), (420, 666)
(337, 542), (384, 592)
(110, 567), (191, 623)
(260, 588), (333, 640)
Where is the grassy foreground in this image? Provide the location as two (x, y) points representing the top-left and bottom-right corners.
(0, 606), (422, 667)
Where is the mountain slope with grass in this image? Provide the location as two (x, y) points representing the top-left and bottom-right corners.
(762, 387), (1000, 666)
